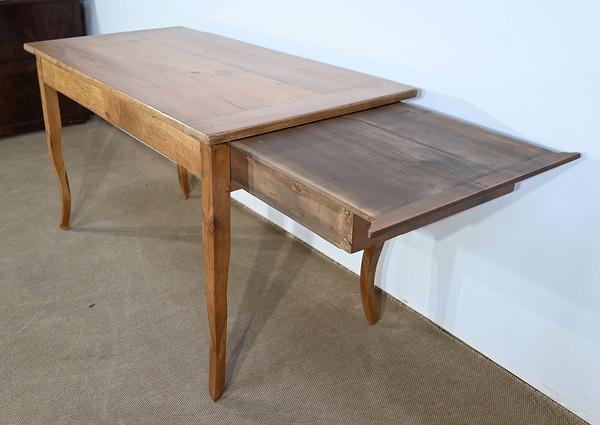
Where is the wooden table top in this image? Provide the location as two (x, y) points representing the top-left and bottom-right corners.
(24, 26), (416, 144)
(230, 103), (580, 239)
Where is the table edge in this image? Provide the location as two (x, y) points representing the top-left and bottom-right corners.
(368, 151), (581, 238)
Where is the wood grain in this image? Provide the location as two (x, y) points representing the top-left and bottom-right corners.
(201, 143), (231, 402)
(177, 164), (190, 199)
(36, 57), (71, 230)
(38, 58), (204, 176)
(231, 148), (354, 251)
(368, 152), (577, 238)
(230, 102), (580, 251)
(24, 27), (417, 144)
(349, 185), (515, 252)
(360, 243), (384, 325)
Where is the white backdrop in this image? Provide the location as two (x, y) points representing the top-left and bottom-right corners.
(81, 1), (600, 422)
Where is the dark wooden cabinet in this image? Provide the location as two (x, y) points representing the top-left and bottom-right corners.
(0, 0), (89, 136)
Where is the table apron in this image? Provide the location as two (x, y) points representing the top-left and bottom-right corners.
(37, 57), (204, 176)
(230, 148), (355, 252)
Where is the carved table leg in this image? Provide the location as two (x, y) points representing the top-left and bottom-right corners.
(37, 58), (71, 230)
(200, 143), (231, 401)
(360, 243), (384, 325)
(177, 164), (190, 199)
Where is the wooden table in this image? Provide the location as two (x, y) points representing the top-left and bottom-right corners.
(25, 27), (579, 401)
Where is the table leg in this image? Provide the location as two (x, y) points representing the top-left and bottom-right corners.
(177, 164), (190, 199)
(36, 59), (71, 231)
(200, 143), (231, 401)
(360, 243), (384, 325)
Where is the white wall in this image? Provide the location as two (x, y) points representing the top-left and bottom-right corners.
(81, 1), (600, 422)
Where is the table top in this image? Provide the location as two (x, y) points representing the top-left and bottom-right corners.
(24, 26), (416, 144)
(230, 103), (580, 238)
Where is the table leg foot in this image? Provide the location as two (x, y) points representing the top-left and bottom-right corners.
(177, 164), (190, 199)
(37, 58), (71, 231)
(208, 349), (226, 401)
(360, 243), (384, 325)
(201, 144), (231, 402)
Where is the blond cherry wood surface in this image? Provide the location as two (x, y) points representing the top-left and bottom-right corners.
(25, 26), (417, 144)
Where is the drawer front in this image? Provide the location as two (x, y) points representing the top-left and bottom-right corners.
(231, 148), (354, 252)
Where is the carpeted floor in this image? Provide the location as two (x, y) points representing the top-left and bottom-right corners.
(0, 117), (588, 424)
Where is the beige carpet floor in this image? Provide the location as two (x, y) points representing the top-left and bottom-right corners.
(0, 117), (588, 424)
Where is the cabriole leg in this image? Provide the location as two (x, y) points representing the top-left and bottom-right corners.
(177, 164), (190, 199)
(36, 58), (71, 230)
(360, 243), (384, 324)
